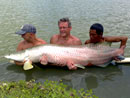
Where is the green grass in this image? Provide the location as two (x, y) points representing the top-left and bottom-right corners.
(0, 80), (98, 98)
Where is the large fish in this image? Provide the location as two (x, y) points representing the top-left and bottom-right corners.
(4, 44), (124, 70)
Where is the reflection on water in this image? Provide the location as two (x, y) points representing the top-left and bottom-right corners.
(5, 63), (122, 90)
(86, 75), (98, 90)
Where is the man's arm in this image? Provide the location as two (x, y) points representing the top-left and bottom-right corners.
(50, 35), (58, 44)
(15, 42), (25, 66)
(15, 61), (25, 66)
(16, 43), (23, 51)
(105, 36), (128, 56)
(105, 36), (128, 48)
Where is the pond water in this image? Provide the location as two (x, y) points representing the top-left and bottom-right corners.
(0, 0), (130, 98)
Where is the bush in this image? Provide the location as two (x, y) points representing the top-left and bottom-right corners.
(0, 80), (98, 98)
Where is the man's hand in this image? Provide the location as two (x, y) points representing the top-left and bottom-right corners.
(113, 45), (126, 61)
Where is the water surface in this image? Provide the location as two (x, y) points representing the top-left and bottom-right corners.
(0, 0), (130, 98)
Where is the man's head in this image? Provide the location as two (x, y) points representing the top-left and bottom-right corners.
(89, 23), (104, 43)
(58, 17), (71, 27)
(16, 24), (37, 42)
(58, 18), (72, 37)
(16, 24), (36, 35)
(90, 23), (104, 35)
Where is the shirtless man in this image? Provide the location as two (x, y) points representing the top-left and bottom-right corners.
(41, 18), (82, 70)
(15, 24), (47, 66)
(85, 23), (128, 66)
(85, 23), (128, 48)
(50, 17), (82, 45)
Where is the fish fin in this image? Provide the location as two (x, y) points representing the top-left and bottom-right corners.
(95, 55), (125, 67)
(23, 60), (33, 70)
(74, 64), (85, 69)
(96, 63), (109, 68)
(94, 59), (113, 67)
(40, 61), (48, 65)
(111, 61), (116, 65)
(40, 56), (48, 65)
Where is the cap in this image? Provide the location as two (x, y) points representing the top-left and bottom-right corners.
(15, 24), (36, 35)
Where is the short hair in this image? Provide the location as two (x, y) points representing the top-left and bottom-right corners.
(90, 23), (104, 35)
(58, 17), (71, 27)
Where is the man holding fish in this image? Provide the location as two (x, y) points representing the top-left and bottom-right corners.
(85, 23), (128, 59)
(15, 24), (47, 66)
(85, 23), (128, 48)
(49, 17), (82, 70)
(12, 19), (127, 70)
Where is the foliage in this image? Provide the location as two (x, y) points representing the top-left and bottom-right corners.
(0, 80), (98, 98)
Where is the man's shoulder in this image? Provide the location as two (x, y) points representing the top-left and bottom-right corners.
(50, 34), (59, 44)
(18, 40), (26, 45)
(17, 40), (26, 51)
(51, 34), (59, 38)
(84, 40), (90, 44)
(70, 35), (82, 45)
(37, 38), (47, 44)
(71, 35), (81, 41)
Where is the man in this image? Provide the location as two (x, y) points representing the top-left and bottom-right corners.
(43, 18), (82, 70)
(84, 23), (128, 66)
(50, 17), (82, 45)
(15, 24), (47, 66)
(85, 23), (128, 48)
